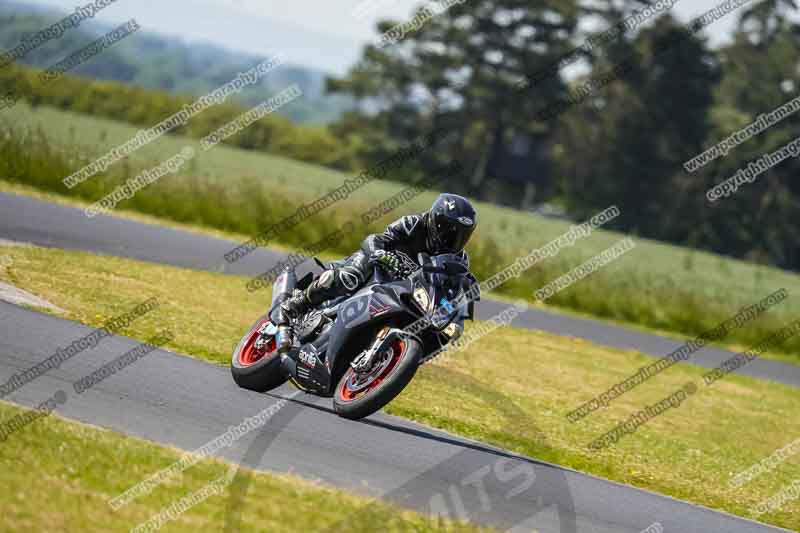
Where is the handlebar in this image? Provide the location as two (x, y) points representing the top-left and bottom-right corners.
(375, 252), (470, 279)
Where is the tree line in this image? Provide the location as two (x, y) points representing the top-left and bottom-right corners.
(328, 0), (800, 271)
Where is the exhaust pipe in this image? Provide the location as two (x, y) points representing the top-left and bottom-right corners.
(272, 268), (297, 307)
(269, 268), (296, 322)
(270, 268), (297, 353)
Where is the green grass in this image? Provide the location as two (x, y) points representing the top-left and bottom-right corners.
(1, 243), (799, 531)
(3, 102), (800, 361)
(2, 177), (796, 367)
(0, 400), (490, 533)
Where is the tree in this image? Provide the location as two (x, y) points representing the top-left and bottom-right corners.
(328, 0), (582, 206)
(738, 0), (798, 46)
(700, 14), (800, 269)
(556, 14), (721, 240)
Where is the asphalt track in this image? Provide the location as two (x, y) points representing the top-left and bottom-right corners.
(1, 192), (798, 389)
(0, 191), (796, 531)
(0, 302), (787, 532)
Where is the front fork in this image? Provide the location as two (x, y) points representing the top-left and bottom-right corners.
(351, 326), (391, 372)
(351, 327), (419, 373)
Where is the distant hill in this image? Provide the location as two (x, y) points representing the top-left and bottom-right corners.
(0, 0), (353, 124)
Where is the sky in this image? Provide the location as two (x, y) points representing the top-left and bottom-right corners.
(20, 0), (741, 75)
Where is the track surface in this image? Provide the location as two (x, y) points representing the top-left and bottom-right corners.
(2, 192), (798, 388)
(0, 302), (787, 532)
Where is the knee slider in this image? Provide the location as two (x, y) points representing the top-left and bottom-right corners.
(318, 270), (335, 289)
(338, 267), (362, 291)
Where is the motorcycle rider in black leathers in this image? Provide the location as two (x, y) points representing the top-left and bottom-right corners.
(276, 193), (477, 351)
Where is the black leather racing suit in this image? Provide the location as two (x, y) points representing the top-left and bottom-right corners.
(302, 213), (468, 307)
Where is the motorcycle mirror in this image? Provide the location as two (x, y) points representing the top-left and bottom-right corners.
(444, 262), (468, 275)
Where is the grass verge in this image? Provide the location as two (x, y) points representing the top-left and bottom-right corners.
(1, 244), (798, 530)
(0, 400), (489, 532)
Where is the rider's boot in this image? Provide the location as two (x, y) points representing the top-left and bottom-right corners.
(281, 291), (312, 320)
(275, 269), (356, 352)
(275, 290), (310, 353)
(275, 277), (334, 352)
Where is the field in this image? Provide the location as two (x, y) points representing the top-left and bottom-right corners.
(2, 102), (800, 360)
(1, 243), (799, 531)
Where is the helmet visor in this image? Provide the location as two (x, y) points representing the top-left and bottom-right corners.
(433, 214), (474, 253)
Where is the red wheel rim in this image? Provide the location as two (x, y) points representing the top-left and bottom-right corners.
(238, 319), (277, 367)
(338, 339), (405, 402)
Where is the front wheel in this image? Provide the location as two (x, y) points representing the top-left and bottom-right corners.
(333, 336), (422, 420)
(231, 315), (289, 392)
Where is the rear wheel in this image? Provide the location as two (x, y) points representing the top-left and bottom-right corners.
(333, 336), (421, 420)
(231, 315), (289, 392)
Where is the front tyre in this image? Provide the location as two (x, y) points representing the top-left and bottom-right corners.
(333, 336), (421, 420)
(231, 315), (289, 392)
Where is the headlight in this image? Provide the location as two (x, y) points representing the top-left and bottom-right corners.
(443, 323), (460, 339)
(413, 287), (431, 312)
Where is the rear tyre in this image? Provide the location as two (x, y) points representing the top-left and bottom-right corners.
(231, 315), (289, 392)
(333, 336), (421, 420)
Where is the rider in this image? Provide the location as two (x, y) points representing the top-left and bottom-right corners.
(276, 193), (477, 351)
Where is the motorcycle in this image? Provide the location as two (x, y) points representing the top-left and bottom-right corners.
(231, 251), (479, 419)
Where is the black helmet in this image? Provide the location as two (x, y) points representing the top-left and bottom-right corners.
(427, 193), (476, 254)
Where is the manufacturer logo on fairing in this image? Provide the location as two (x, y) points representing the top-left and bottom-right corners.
(299, 349), (316, 368)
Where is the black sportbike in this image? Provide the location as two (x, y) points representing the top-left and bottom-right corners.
(231, 252), (479, 419)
